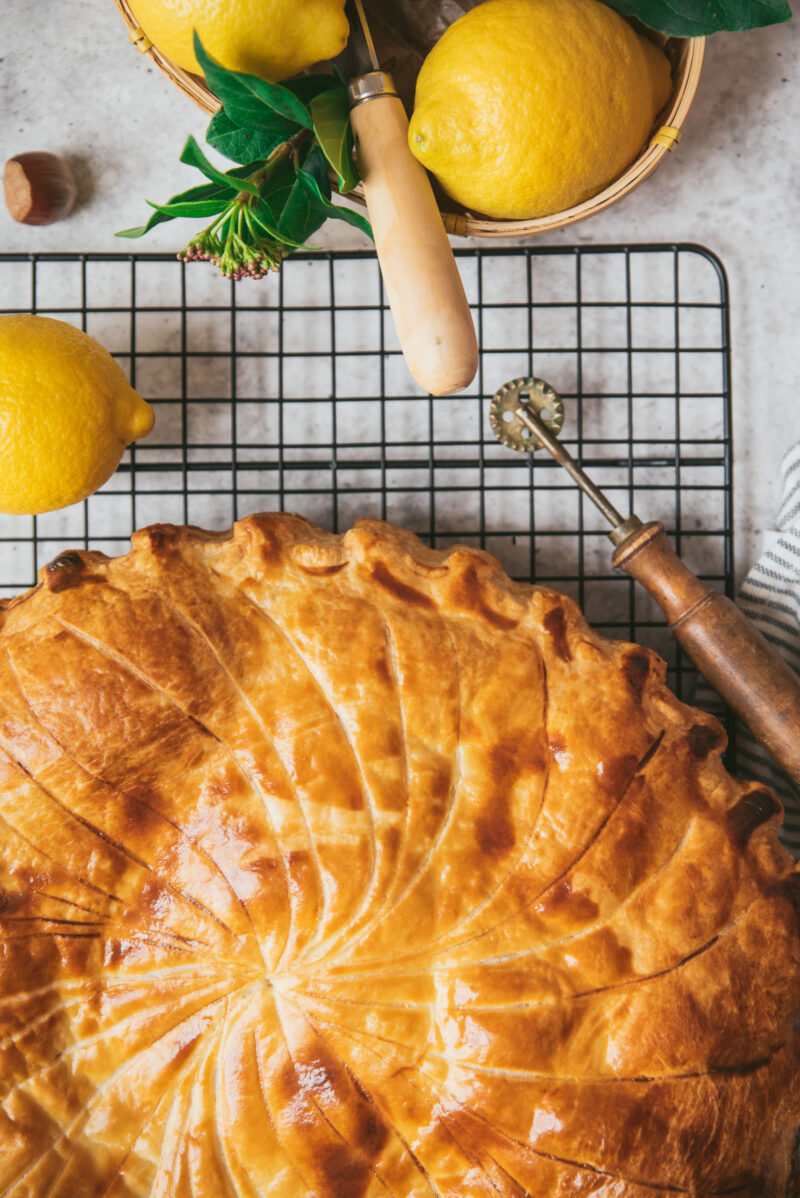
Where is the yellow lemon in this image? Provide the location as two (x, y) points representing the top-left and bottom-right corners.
(0, 316), (154, 516)
(408, 0), (673, 220)
(129, 0), (349, 82)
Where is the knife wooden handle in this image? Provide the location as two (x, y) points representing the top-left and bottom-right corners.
(350, 94), (478, 396)
(613, 521), (800, 786)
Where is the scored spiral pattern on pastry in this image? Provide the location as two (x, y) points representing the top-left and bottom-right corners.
(0, 514), (798, 1197)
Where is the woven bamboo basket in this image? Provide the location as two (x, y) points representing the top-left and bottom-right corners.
(113, 0), (704, 237)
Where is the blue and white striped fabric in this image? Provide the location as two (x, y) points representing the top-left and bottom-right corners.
(715, 445), (800, 855)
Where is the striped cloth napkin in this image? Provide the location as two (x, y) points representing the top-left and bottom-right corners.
(704, 444), (800, 856)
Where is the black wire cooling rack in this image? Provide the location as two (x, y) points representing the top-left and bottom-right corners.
(0, 244), (732, 712)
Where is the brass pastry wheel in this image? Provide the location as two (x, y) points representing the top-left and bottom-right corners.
(490, 377), (800, 786)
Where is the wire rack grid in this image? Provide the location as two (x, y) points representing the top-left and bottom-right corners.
(0, 244), (732, 713)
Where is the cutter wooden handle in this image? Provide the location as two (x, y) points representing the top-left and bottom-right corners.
(350, 94), (479, 396)
(614, 521), (800, 784)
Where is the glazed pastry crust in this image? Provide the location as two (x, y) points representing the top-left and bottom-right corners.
(0, 514), (798, 1198)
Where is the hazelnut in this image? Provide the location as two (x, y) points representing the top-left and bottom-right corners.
(3, 152), (77, 226)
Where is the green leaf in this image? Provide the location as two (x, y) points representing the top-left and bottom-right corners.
(284, 73), (342, 105)
(309, 86), (358, 194)
(295, 159), (373, 240)
(301, 142), (333, 199)
(603, 0), (790, 34)
(207, 108), (297, 164)
(165, 180), (233, 204)
(116, 224), (153, 239)
(115, 180), (230, 239)
(179, 135), (258, 193)
(193, 32), (312, 130)
(146, 197), (231, 218)
(328, 201), (373, 238)
(251, 154), (327, 247)
(225, 161), (269, 180)
(250, 203), (311, 250)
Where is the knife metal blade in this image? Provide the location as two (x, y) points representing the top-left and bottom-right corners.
(337, 0), (395, 101)
(351, 0), (380, 71)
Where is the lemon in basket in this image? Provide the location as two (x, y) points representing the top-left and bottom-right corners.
(129, 0), (349, 81)
(0, 315), (154, 516)
(408, 0), (672, 220)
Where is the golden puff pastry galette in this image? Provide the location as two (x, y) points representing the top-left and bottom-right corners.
(0, 514), (798, 1198)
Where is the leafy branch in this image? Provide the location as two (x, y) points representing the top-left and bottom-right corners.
(117, 33), (371, 279)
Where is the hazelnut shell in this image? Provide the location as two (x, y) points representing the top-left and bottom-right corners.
(3, 152), (77, 226)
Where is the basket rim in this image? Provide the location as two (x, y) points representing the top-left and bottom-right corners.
(114, 0), (220, 114)
(112, 0), (705, 237)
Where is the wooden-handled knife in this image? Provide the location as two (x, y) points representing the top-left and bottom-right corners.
(340, 0), (479, 397)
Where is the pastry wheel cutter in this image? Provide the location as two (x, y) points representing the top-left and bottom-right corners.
(490, 377), (800, 786)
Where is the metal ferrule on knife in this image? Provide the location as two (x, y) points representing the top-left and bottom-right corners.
(347, 71), (398, 107)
